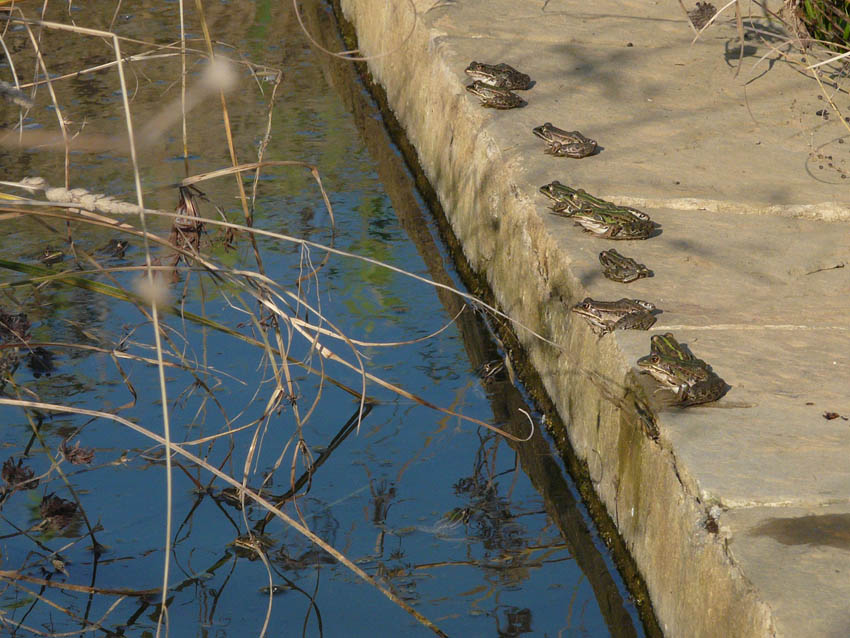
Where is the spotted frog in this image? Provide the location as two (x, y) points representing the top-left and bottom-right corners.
(532, 123), (597, 158)
(571, 298), (657, 336)
(599, 249), (652, 283)
(539, 182), (655, 239)
(637, 334), (726, 405)
(465, 61), (532, 90)
(466, 81), (525, 109)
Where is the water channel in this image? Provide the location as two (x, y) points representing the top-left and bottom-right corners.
(0, 2), (649, 635)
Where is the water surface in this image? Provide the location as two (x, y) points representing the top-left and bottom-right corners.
(0, 2), (646, 636)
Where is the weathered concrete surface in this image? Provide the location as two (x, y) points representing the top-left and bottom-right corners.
(338, 0), (850, 636)
(724, 504), (850, 637)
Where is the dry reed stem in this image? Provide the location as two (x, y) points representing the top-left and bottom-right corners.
(0, 578), (125, 635)
(16, 50), (181, 89)
(0, 29), (32, 114)
(292, 0), (419, 62)
(0, 570), (157, 596)
(18, 17), (70, 187)
(0, 202), (542, 436)
(1, 12), (177, 623)
(179, 0), (189, 174)
(677, 0), (699, 35)
(9, 189), (552, 349)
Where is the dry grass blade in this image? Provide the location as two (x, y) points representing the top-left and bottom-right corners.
(676, 0), (701, 35)
(0, 570), (157, 596)
(293, 0), (419, 61)
(0, 200), (539, 439)
(3, 183), (566, 357)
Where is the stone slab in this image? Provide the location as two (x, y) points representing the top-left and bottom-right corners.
(723, 504), (850, 638)
(428, 0), (850, 220)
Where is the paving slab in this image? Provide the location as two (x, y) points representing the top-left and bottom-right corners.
(337, 0), (850, 636)
(723, 504), (850, 638)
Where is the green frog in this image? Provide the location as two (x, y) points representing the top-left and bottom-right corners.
(539, 182), (655, 240)
(637, 336), (726, 405)
(571, 298), (657, 336)
(532, 123), (597, 158)
(466, 81), (525, 109)
(599, 249), (652, 283)
(571, 209), (655, 240)
(648, 332), (704, 365)
(539, 181), (593, 214)
(464, 61), (532, 90)
(539, 182), (650, 220)
(39, 247), (64, 266)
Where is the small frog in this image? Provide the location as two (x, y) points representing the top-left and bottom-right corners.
(27, 347), (54, 378)
(571, 298), (657, 336)
(39, 248), (64, 266)
(637, 334), (726, 405)
(599, 249), (652, 283)
(532, 123), (597, 158)
(465, 61), (532, 90)
(465, 81), (525, 109)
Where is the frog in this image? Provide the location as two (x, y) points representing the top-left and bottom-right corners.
(98, 238), (129, 258)
(599, 249), (652, 283)
(637, 334), (726, 405)
(648, 332), (704, 365)
(532, 123), (597, 158)
(464, 61), (532, 90)
(39, 247), (64, 266)
(539, 181), (650, 220)
(569, 208), (655, 240)
(465, 81), (525, 109)
(539, 182), (655, 239)
(571, 297), (657, 336)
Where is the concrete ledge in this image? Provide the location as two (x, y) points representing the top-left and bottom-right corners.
(338, 1), (850, 636)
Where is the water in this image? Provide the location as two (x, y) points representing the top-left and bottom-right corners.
(0, 2), (646, 636)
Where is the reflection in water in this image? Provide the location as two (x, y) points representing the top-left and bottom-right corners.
(0, 1), (648, 636)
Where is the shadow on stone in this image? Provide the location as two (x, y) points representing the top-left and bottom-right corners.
(749, 513), (850, 551)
